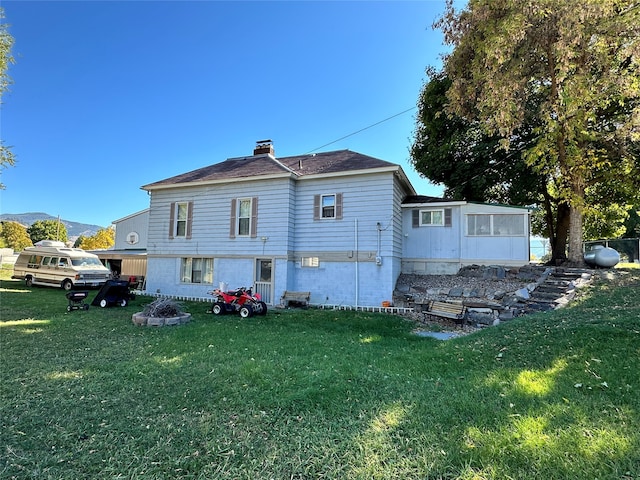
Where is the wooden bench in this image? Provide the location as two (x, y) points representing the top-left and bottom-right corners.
(281, 291), (311, 308)
(426, 301), (467, 324)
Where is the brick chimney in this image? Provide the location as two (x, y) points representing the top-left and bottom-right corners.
(254, 139), (274, 156)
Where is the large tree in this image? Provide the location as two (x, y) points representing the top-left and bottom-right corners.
(0, 221), (33, 251)
(79, 227), (115, 250)
(433, 0), (640, 264)
(412, 73), (639, 263)
(0, 8), (15, 189)
(27, 220), (68, 245)
(412, 73), (546, 205)
(411, 73), (575, 263)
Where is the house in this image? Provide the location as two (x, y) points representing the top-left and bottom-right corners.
(92, 209), (148, 283)
(140, 142), (532, 306)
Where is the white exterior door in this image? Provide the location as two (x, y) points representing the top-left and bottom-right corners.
(255, 259), (273, 304)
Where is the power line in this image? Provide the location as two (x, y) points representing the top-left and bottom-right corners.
(305, 106), (416, 154)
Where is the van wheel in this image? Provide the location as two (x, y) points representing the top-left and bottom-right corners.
(62, 280), (73, 291)
(26, 277), (33, 287)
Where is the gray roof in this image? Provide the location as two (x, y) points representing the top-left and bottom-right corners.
(142, 150), (403, 190)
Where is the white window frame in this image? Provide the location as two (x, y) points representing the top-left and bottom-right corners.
(301, 257), (319, 268)
(321, 194), (336, 219)
(237, 198), (252, 237)
(419, 209), (444, 226)
(466, 214), (526, 237)
(175, 202), (189, 238)
(180, 257), (213, 284)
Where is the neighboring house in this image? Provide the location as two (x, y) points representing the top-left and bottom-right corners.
(93, 209), (148, 282)
(140, 142), (532, 306)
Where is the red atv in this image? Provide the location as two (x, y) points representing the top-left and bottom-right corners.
(207, 286), (267, 318)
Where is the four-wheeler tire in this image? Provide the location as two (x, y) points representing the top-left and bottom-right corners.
(258, 301), (268, 316)
(99, 299), (108, 308)
(120, 299), (128, 307)
(83, 304), (89, 310)
(25, 276), (33, 287)
(212, 302), (226, 315)
(67, 305), (72, 312)
(62, 279), (73, 291)
(239, 305), (253, 318)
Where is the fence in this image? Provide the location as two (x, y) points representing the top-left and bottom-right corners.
(584, 238), (640, 263)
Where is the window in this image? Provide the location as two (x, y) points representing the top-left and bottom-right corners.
(420, 209), (444, 226)
(176, 203), (188, 236)
(180, 258), (213, 284)
(28, 255), (42, 267)
(230, 197), (258, 238)
(493, 214), (525, 235)
(238, 199), (252, 236)
(301, 257), (319, 268)
(322, 195), (335, 218)
(412, 208), (452, 228)
(467, 214), (525, 236)
(169, 201), (193, 239)
(314, 193), (343, 220)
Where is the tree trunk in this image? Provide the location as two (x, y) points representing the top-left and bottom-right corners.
(567, 174), (587, 265)
(549, 202), (570, 265)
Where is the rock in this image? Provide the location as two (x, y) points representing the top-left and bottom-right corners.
(467, 307), (494, 315)
(132, 312), (147, 326)
(493, 290), (506, 300)
(146, 317), (165, 327)
(468, 311), (494, 325)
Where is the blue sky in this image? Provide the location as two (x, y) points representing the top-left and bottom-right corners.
(1, 1), (449, 228)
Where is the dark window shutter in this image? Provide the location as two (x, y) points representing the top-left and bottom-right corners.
(169, 202), (176, 239)
(313, 195), (320, 220)
(229, 198), (236, 238)
(335, 193), (343, 220)
(412, 209), (419, 228)
(250, 197), (258, 238)
(186, 201), (194, 239)
(444, 208), (452, 227)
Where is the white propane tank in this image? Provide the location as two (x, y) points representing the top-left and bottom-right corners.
(584, 245), (620, 268)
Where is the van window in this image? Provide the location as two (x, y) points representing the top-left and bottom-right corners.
(49, 257), (59, 267)
(42, 257), (52, 266)
(58, 258), (69, 267)
(71, 257), (103, 267)
(28, 255), (43, 267)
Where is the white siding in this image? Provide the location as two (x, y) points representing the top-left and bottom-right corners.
(148, 178), (294, 257)
(114, 210), (149, 250)
(289, 172), (400, 306)
(402, 203), (531, 274)
(146, 177), (295, 301)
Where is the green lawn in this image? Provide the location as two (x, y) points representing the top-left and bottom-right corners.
(1, 268), (639, 479)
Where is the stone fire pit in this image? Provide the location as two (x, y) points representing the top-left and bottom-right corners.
(132, 311), (191, 326)
(132, 297), (191, 327)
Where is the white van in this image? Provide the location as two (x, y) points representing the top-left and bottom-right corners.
(12, 241), (111, 290)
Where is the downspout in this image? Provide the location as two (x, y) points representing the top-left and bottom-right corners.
(355, 218), (359, 308)
(458, 209), (462, 271)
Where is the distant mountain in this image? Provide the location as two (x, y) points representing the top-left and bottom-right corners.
(0, 212), (104, 239)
